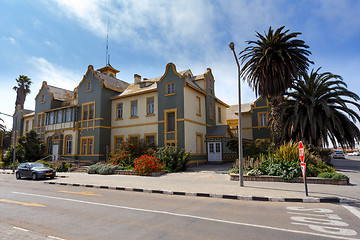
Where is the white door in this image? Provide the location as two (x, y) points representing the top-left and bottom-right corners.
(208, 142), (222, 162)
(52, 145), (59, 161)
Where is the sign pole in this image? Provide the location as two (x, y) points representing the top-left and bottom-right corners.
(299, 141), (308, 196)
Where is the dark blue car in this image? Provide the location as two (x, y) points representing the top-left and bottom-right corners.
(16, 162), (56, 180)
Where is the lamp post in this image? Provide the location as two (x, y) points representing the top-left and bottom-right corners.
(0, 112), (16, 173)
(229, 42), (244, 187)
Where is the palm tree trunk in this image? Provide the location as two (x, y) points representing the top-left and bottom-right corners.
(270, 95), (284, 147)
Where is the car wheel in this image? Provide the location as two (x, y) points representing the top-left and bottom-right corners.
(50, 176), (55, 179)
(32, 173), (37, 180)
(16, 172), (21, 180)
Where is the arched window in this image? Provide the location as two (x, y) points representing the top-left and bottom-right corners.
(47, 137), (52, 155)
(65, 135), (73, 155)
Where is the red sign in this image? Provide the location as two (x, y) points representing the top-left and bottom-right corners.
(300, 163), (306, 181)
(299, 141), (305, 163)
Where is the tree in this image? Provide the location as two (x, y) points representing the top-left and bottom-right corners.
(282, 68), (360, 148)
(240, 26), (313, 146)
(13, 75), (32, 109)
(16, 130), (45, 162)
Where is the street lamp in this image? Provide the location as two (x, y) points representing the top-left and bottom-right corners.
(0, 112), (16, 173)
(229, 42), (244, 187)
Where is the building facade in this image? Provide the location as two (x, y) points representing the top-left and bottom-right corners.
(15, 63), (235, 164)
(226, 97), (271, 142)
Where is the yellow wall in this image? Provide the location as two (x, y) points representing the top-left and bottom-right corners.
(184, 86), (206, 123)
(226, 112), (253, 140)
(111, 92), (158, 152)
(184, 121), (206, 154)
(215, 102), (227, 125)
(22, 115), (34, 134)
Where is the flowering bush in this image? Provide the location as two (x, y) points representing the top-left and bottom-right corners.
(155, 146), (190, 173)
(134, 155), (164, 176)
(108, 138), (155, 167)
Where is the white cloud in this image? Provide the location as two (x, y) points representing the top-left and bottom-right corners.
(27, 57), (82, 91)
(2, 36), (16, 44)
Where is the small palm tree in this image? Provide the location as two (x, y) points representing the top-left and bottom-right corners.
(282, 68), (360, 148)
(240, 26), (313, 146)
(13, 75), (32, 109)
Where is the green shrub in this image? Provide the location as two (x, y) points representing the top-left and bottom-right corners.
(108, 138), (155, 168)
(318, 172), (349, 183)
(261, 161), (302, 180)
(36, 160), (49, 167)
(273, 140), (316, 164)
(155, 146), (190, 173)
(56, 161), (69, 172)
(87, 163), (122, 175)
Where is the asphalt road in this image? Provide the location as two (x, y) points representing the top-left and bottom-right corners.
(1, 174), (359, 240)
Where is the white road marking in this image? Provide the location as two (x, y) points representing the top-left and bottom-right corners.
(288, 211), (342, 220)
(48, 236), (65, 240)
(341, 204), (360, 220)
(13, 226), (29, 232)
(12, 191), (360, 240)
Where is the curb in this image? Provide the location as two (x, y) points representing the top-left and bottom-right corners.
(43, 182), (357, 204)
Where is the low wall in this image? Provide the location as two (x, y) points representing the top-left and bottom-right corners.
(229, 174), (348, 185)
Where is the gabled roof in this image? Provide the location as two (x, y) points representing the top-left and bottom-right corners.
(226, 103), (253, 120)
(94, 71), (129, 92)
(47, 85), (73, 101)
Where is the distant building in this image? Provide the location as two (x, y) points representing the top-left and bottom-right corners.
(226, 97), (271, 143)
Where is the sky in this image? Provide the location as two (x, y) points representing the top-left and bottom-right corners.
(1, 0), (360, 130)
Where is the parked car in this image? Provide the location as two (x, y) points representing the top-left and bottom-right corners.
(331, 151), (345, 159)
(348, 151), (360, 156)
(16, 162), (56, 180)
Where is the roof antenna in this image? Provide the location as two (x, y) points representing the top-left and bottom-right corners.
(106, 18), (110, 65)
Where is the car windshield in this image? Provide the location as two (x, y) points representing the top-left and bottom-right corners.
(29, 163), (46, 168)
(335, 151), (344, 154)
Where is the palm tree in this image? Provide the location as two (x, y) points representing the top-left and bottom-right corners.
(282, 68), (360, 148)
(13, 75), (32, 109)
(240, 26), (313, 146)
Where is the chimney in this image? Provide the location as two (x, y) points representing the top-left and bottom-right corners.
(134, 74), (141, 84)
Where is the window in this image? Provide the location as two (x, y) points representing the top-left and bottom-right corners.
(66, 109), (72, 122)
(25, 120), (29, 132)
(129, 135), (139, 142)
(86, 81), (93, 91)
(196, 96), (201, 116)
(65, 135), (72, 155)
(82, 103), (95, 120)
(209, 102), (214, 120)
(218, 107), (222, 123)
(147, 97), (154, 115)
(83, 105), (88, 120)
(57, 111), (63, 124)
(259, 113), (268, 127)
(89, 104), (94, 120)
(116, 103), (123, 119)
(114, 136), (124, 150)
(167, 112), (175, 132)
(166, 82), (175, 95)
(49, 112), (55, 125)
(47, 137), (52, 155)
(81, 137), (94, 155)
(145, 134), (156, 146)
(196, 133), (203, 154)
(38, 113), (45, 126)
(131, 100), (138, 117)
(41, 94), (45, 103)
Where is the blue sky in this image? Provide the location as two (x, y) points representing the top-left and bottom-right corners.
(1, 0), (360, 130)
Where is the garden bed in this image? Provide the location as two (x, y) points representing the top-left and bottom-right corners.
(113, 170), (165, 177)
(229, 174), (348, 185)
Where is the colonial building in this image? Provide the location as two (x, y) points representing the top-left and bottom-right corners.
(14, 63), (235, 164)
